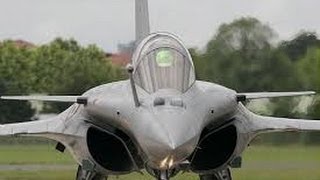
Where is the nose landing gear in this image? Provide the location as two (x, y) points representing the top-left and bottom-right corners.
(199, 168), (232, 180)
(76, 166), (107, 180)
(157, 170), (170, 180)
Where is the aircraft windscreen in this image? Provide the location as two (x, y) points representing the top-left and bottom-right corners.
(133, 33), (195, 93)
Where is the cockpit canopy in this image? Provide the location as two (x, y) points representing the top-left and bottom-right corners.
(132, 33), (195, 93)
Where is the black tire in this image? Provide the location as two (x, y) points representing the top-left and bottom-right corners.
(199, 168), (232, 180)
(76, 166), (108, 180)
(200, 174), (220, 180)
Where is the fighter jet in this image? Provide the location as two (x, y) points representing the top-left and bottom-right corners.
(0, 0), (319, 180)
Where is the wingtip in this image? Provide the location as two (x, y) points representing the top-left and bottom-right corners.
(309, 91), (317, 95)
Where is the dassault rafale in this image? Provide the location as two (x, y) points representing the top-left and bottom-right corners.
(0, 1), (319, 180)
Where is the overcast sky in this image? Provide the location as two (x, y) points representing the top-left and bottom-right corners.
(0, 0), (319, 52)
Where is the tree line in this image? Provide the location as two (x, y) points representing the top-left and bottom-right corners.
(0, 38), (124, 123)
(192, 17), (320, 119)
(1, 17), (320, 144)
(191, 17), (320, 144)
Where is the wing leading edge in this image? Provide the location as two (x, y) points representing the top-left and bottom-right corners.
(0, 111), (84, 145)
(237, 104), (320, 136)
(0, 96), (87, 138)
(237, 91), (315, 101)
(0, 95), (87, 105)
(0, 119), (59, 136)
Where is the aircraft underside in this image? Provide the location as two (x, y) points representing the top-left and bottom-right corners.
(76, 119), (239, 180)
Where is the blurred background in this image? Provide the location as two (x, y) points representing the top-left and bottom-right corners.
(0, 0), (320, 179)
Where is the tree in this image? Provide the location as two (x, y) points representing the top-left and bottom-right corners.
(29, 38), (124, 112)
(296, 47), (320, 92)
(206, 17), (275, 55)
(0, 41), (34, 123)
(280, 32), (320, 61)
(296, 47), (320, 118)
(199, 17), (297, 92)
(30, 38), (123, 93)
(0, 38), (125, 117)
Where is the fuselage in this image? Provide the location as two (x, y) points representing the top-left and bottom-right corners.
(82, 79), (238, 171)
(67, 32), (242, 175)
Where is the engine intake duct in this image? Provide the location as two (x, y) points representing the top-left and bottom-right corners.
(87, 126), (138, 172)
(189, 125), (237, 172)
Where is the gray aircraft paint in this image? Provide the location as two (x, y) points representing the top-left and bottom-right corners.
(0, 0), (319, 180)
(135, 0), (150, 42)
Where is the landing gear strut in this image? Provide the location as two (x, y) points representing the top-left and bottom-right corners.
(76, 166), (107, 180)
(157, 170), (170, 180)
(199, 168), (232, 180)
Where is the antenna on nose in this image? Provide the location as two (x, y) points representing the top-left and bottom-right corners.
(135, 0), (150, 43)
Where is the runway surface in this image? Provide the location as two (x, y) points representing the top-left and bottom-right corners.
(0, 165), (76, 171)
(0, 162), (319, 171)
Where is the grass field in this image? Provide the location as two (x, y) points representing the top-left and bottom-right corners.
(1, 145), (320, 180)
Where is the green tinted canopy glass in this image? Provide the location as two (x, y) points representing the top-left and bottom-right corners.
(156, 50), (174, 67)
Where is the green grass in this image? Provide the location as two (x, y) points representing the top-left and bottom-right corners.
(0, 171), (74, 180)
(1, 144), (320, 179)
(0, 144), (73, 165)
(243, 145), (320, 162)
(233, 145), (320, 180)
(233, 169), (320, 180)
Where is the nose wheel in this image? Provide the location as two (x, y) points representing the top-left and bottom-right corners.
(199, 168), (232, 180)
(157, 170), (170, 180)
(76, 166), (107, 180)
(146, 165), (179, 180)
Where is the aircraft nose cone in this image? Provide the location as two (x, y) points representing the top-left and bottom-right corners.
(142, 134), (198, 169)
(132, 110), (201, 169)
